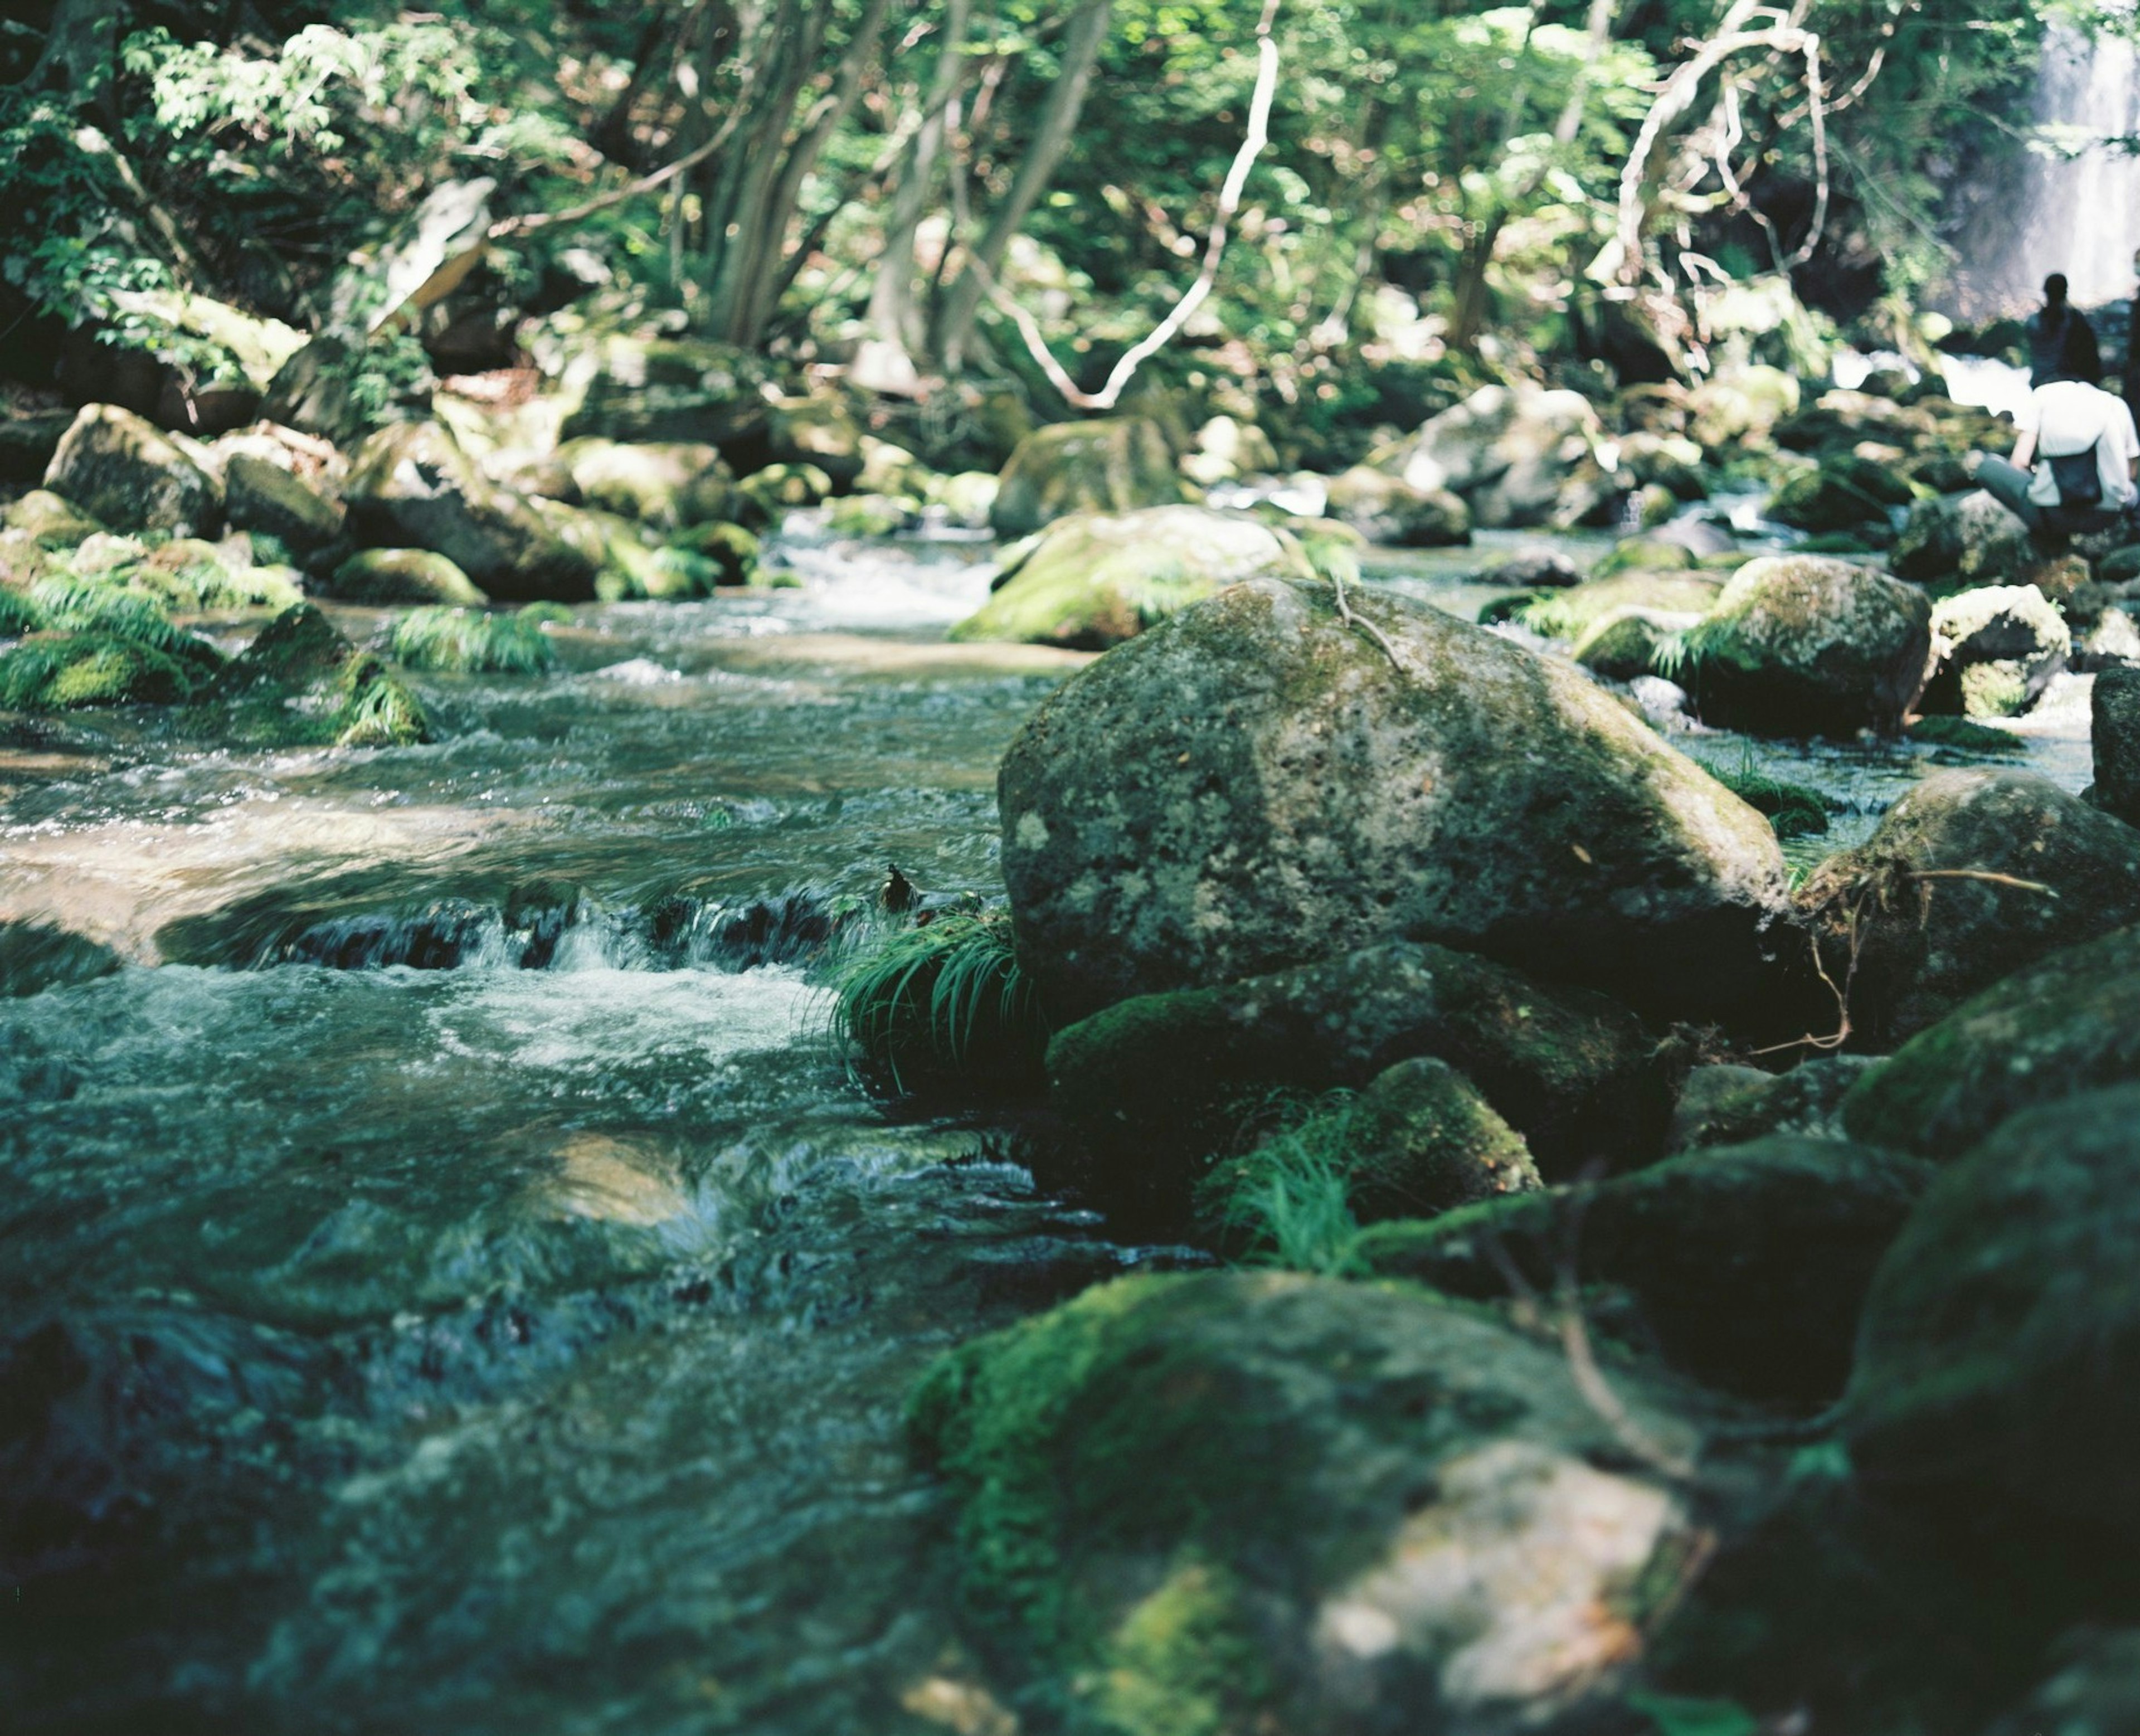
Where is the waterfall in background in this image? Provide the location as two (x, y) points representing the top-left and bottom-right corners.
(1948, 25), (2140, 317)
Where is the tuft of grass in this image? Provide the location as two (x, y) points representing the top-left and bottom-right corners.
(334, 654), (429, 747)
(1695, 743), (1837, 840)
(389, 606), (558, 674)
(0, 587), (45, 635)
(830, 910), (1048, 1098)
(30, 575), (196, 655)
(1199, 1093), (1365, 1275)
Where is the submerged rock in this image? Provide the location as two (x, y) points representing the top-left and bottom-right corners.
(1847, 1085), (2140, 1536)
(43, 405), (222, 538)
(1677, 555), (1932, 737)
(951, 506), (1306, 649)
(1359, 1135), (1933, 1402)
(344, 421), (597, 601)
(1322, 465), (1471, 546)
(1922, 584), (2069, 718)
(1000, 575), (1790, 1025)
(908, 1270), (1710, 1734)
(0, 921), (121, 998)
(1841, 922), (2140, 1158)
(989, 417), (1188, 538)
(1045, 940), (1672, 1222)
(1798, 769), (2140, 1048)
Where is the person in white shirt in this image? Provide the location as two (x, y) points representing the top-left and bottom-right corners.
(1974, 375), (2140, 544)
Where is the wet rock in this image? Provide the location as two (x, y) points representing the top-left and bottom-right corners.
(1592, 534), (1699, 576)
(1922, 583), (2069, 718)
(952, 505), (1306, 649)
(1765, 456), (1910, 533)
(1320, 1056), (1543, 1217)
(557, 335), (774, 448)
(0, 921), (121, 998)
(1484, 547), (1583, 589)
(1047, 940), (1672, 1220)
(989, 417), (1189, 538)
(1669, 1056), (1874, 1153)
(1841, 922), (2140, 1158)
(223, 454), (345, 563)
(1891, 489), (2039, 590)
(2091, 664), (2140, 825)
(208, 602), (426, 746)
(552, 437), (736, 531)
(344, 420), (597, 601)
(1799, 770), (2140, 1049)
(1847, 1084), (2140, 1535)
(1378, 383), (1603, 529)
(1001, 575), (1789, 1024)
(1322, 465), (1471, 546)
(1359, 1136), (1933, 1402)
(2, 490), (103, 549)
(42, 405), (222, 538)
(2074, 604), (2140, 670)
(320, 548), (487, 606)
(1677, 555), (1932, 737)
(908, 1270), (1711, 1735)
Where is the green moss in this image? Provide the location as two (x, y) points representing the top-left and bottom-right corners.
(830, 910), (1048, 1099)
(667, 519), (761, 586)
(0, 631), (210, 708)
(1515, 572), (1721, 641)
(334, 654), (429, 746)
(1689, 745), (1836, 840)
(1199, 1093), (1365, 1274)
(1905, 714), (2024, 756)
(1089, 1554), (1270, 1736)
(388, 605), (558, 674)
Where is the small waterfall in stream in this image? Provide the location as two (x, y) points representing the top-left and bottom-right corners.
(1950, 23), (2140, 315)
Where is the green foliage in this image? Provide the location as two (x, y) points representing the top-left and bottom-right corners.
(388, 606), (558, 674)
(1906, 714), (2025, 756)
(334, 655), (429, 747)
(829, 910), (1048, 1098)
(1625, 1693), (1760, 1736)
(1692, 745), (1838, 841)
(0, 588), (45, 635)
(1199, 1092), (1365, 1275)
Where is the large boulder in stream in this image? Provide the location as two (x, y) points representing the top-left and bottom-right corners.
(1922, 583), (2069, 718)
(1375, 383), (1603, 529)
(999, 575), (1792, 1025)
(42, 405), (221, 538)
(207, 602), (427, 747)
(344, 420), (599, 601)
(1798, 769), (2140, 1048)
(1891, 488), (2040, 589)
(908, 1270), (1715, 1735)
(1045, 940), (1673, 1223)
(950, 505), (1308, 649)
(989, 417), (1189, 538)
(223, 454), (344, 563)
(548, 437), (737, 531)
(1677, 555), (1932, 737)
(1847, 1084), (2140, 1540)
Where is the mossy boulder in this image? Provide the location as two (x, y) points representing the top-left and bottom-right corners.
(2090, 664), (2140, 825)
(207, 602), (427, 746)
(665, 521), (760, 588)
(1799, 770), (2140, 1049)
(1676, 555), (1932, 737)
(557, 335), (774, 448)
(927, 469), (999, 529)
(1891, 489), (2039, 590)
(321, 547), (487, 606)
(2, 489), (103, 548)
(952, 505), (1307, 649)
(1846, 1085), (2140, 1536)
(1841, 923), (2140, 1158)
(765, 391), (867, 488)
(1378, 383), (1603, 529)
(734, 461), (833, 522)
(1922, 583), (2069, 718)
(1669, 1056), (1872, 1153)
(0, 629), (218, 709)
(346, 420), (598, 601)
(1323, 465), (1471, 546)
(1506, 571), (1722, 641)
(1764, 456), (1911, 533)
(553, 437), (736, 530)
(1593, 535), (1700, 577)
(42, 404), (222, 538)
(1047, 940), (1671, 1222)
(1572, 606), (1704, 682)
(1687, 365), (1800, 449)
(1359, 1135), (1934, 1402)
(908, 1270), (1710, 1733)
(1002, 575), (1791, 1024)
(990, 417), (1189, 538)
(826, 493), (917, 538)
(223, 453), (344, 565)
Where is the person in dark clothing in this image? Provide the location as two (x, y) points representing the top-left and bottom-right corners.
(2030, 273), (2102, 386)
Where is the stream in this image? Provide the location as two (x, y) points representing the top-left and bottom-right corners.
(0, 519), (2097, 1732)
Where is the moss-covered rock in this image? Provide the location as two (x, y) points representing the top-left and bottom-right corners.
(557, 335), (774, 448)
(345, 420), (598, 601)
(1359, 1135), (1933, 1402)
(1378, 383), (1603, 529)
(990, 417), (1189, 538)
(321, 547), (487, 606)
(1323, 464), (1471, 546)
(1764, 455), (1911, 533)
(1509, 571), (1722, 641)
(1003, 575), (1791, 1025)
(2, 489), (104, 548)
(733, 462), (833, 523)
(1669, 1056), (1872, 1153)
(1572, 606), (1704, 681)
(1799, 770), (2140, 1049)
(664, 521), (761, 588)
(765, 391), (866, 488)
(908, 1270), (1709, 1732)
(1675, 555), (1931, 737)
(555, 437), (736, 530)
(927, 469), (999, 529)
(223, 454), (344, 562)
(952, 505), (1306, 649)
(1593, 535), (1700, 577)
(1841, 922), (2140, 1157)
(0, 630), (217, 709)
(42, 403), (222, 538)
(208, 602), (427, 746)
(1891, 488), (2040, 591)
(1687, 365), (1800, 450)
(1921, 583), (2069, 718)
(826, 492), (918, 538)
(2090, 663), (2140, 826)
(1846, 1085), (2140, 1535)
(1047, 941), (1672, 1226)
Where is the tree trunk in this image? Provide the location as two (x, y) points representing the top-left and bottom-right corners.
(862, 0), (971, 378)
(927, 0), (1115, 372)
(22, 0), (124, 99)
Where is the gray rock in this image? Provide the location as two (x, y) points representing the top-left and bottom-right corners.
(989, 417), (1188, 538)
(224, 454), (344, 560)
(42, 405), (222, 538)
(320, 548), (487, 606)
(1323, 465), (1471, 546)
(1891, 489), (2038, 589)
(1669, 1056), (1874, 1152)
(1001, 575), (1791, 1024)
(1378, 384), (1602, 529)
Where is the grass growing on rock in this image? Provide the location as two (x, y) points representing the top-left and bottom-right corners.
(1198, 1092), (1365, 1275)
(389, 605), (560, 673)
(0, 576), (226, 708)
(1691, 744), (1837, 840)
(1906, 714), (2024, 756)
(829, 909), (1048, 1098)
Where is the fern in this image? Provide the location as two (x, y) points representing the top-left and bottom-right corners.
(829, 910), (1048, 1097)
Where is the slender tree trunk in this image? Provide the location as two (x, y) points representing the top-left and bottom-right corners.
(22, 0), (123, 98)
(928, 0), (1114, 372)
(863, 0), (971, 374)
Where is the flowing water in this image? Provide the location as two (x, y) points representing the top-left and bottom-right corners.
(0, 521), (2095, 1731)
